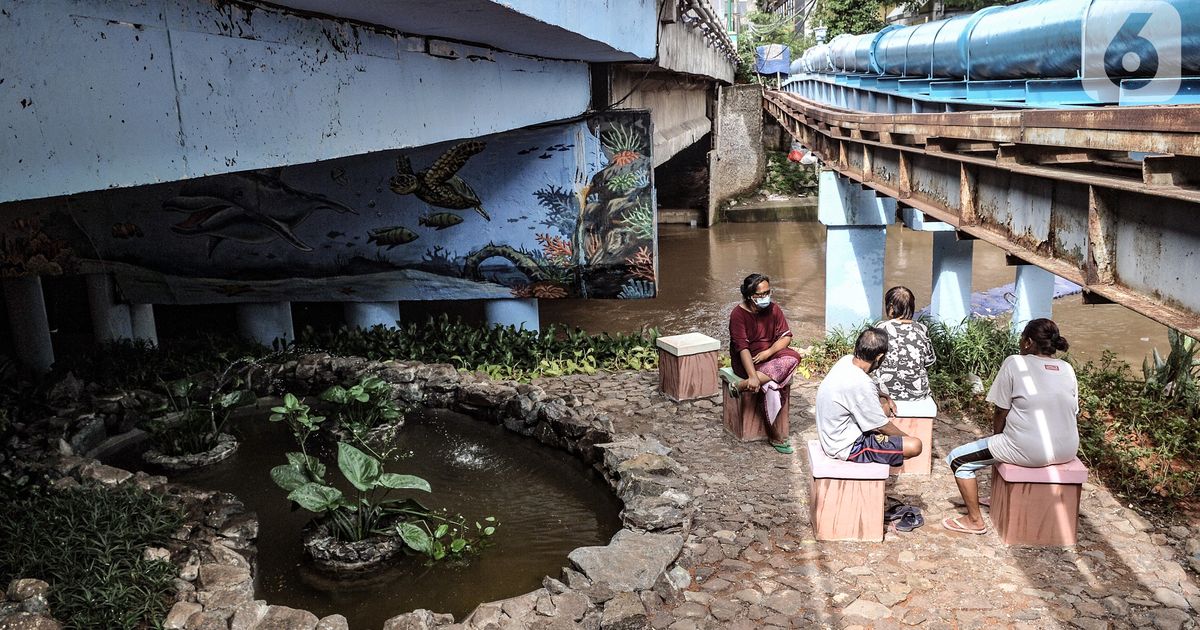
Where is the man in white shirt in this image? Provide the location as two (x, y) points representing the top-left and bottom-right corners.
(815, 328), (923, 465)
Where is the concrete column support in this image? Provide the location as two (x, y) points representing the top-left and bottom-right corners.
(484, 298), (540, 332)
(819, 171), (891, 332)
(343, 302), (401, 330)
(1011, 265), (1055, 335)
(130, 304), (159, 346)
(85, 274), (133, 343)
(2, 276), (55, 374)
(236, 302), (295, 347)
(930, 231), (974, 328)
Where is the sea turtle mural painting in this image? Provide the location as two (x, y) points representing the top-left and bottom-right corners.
(0, 111), (657, 304)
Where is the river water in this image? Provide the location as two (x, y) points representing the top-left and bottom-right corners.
(542, 221), (1168, 369)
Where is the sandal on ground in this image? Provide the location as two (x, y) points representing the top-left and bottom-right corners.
(894, 510), (925, 532)
(978, 496), (991, 508)
(885, 504), (917, 523)
(769, 441), (793, 454)
(942, 516), (987, 535)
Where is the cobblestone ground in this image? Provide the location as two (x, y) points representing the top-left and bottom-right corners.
(536, 371), (1200, 630)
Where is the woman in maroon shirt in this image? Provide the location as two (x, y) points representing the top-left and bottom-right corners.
(729, 273), (802, 453)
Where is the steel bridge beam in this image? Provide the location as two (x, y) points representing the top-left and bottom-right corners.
(764, 91), (1200, 337)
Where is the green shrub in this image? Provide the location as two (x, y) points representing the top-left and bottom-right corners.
(0, 484), (183, 630)
(297, 315), (659, 381)
(761, 151), (818, 197)
(50, 336), (270, 390)
(1077, 350), (1200, 502)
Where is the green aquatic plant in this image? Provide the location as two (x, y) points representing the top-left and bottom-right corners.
(272, 441), (495, 560)
(142, 374), (256, 456)
(320, 375), (405, 458)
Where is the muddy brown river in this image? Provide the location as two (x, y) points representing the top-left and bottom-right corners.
(542, 222), (1168, 368)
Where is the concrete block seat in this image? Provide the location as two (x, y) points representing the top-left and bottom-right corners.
(806, 440), (890, 541)
(656, 333), (720, 402)
(889, 397), (938, 476)
(717, 367), (790, 442)
(991, 458), (1089, 546)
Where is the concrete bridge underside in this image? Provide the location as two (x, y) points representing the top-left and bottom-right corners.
(765, 90), (1200, 337)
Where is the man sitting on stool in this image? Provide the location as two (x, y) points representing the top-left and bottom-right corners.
(816, 328), (923, 466)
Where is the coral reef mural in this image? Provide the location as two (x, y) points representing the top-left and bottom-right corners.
(0, 112), (657, 303)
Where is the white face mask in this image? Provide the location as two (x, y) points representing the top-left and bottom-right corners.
(753, 296), (771, 309)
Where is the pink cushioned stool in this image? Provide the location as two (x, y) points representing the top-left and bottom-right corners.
(991, 458), (1088, 546)
(806, 440), (890, 541)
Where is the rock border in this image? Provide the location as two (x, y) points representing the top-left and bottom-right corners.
(143, 432), (239, 471)
(29, 354), (699, 630)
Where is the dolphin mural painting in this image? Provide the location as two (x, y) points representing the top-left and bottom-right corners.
(164, 169), (357, 258)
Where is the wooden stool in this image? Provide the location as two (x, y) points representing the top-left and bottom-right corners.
(718, 367), (790, 441)
(806, 440), (890, 542)
(991, 458), (1088, 546)
(889, 398), (937, 476)
(656, 333), (719, 402)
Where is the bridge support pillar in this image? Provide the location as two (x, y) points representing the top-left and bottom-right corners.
(931, 232), (973, 328)
(344, 302), (401, 330)
(820, 171), (892, 332)
(901, 208), (972, 328)
(130, 304), (159, 346)
(1011, 265), (1055, 335)
(485, 298), (540, 332)
(236, 302), (295, 348)
(2, 276), (55, 374)
(85, 274), (133, 343)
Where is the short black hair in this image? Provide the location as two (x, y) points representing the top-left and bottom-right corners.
(885, 286), (915, 320)
(854, 327), (889, 362)
(740, 273), (770, 300)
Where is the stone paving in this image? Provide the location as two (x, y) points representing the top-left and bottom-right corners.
(536, 371), (1200, 630)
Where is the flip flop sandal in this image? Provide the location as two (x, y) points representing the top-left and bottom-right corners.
(769, 441), (793, 454)
(884, 503), (909, 522)
(941, 516), (987, 535)
(894, 510), (924, 532)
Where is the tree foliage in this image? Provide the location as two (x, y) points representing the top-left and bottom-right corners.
(735, 11), (813, 84)
(813, 0), (885, 38)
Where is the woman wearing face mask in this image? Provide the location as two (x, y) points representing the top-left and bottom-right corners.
(942, 318), (1079, 535)
(728, 273), (803, 453)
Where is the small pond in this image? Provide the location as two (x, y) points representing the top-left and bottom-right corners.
(107, 408), (623, 629)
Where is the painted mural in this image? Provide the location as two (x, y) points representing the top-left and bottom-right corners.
(0, 112), (657, 304)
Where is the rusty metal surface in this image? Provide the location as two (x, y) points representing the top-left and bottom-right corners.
(765, 90), (1200, 336)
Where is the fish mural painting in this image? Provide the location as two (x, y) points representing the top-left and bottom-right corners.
(0, 111), (656, 303)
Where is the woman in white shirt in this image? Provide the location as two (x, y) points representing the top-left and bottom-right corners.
(942, 318), (1079, 535)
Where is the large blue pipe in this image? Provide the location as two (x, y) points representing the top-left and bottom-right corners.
(794, 0), (1200, 80)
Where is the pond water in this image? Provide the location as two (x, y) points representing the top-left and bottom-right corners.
(541, 221), (1168, 368)
(108, 408), (622, 629)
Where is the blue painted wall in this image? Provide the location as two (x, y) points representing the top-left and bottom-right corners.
(0, 113), (658, 303)
(0, 0), (591, 205)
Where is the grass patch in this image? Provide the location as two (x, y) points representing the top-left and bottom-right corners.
(0, 484), (184, 629)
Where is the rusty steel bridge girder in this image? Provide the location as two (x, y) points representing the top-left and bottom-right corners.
(765, 91), (1200, 337)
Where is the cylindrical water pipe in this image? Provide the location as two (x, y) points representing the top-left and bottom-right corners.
(796, 0), (1200, 81)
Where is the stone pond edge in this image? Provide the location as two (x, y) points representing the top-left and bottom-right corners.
(14, 353), (699, 630)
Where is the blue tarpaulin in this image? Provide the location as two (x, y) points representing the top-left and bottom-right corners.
(755, 44), (791, 75)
